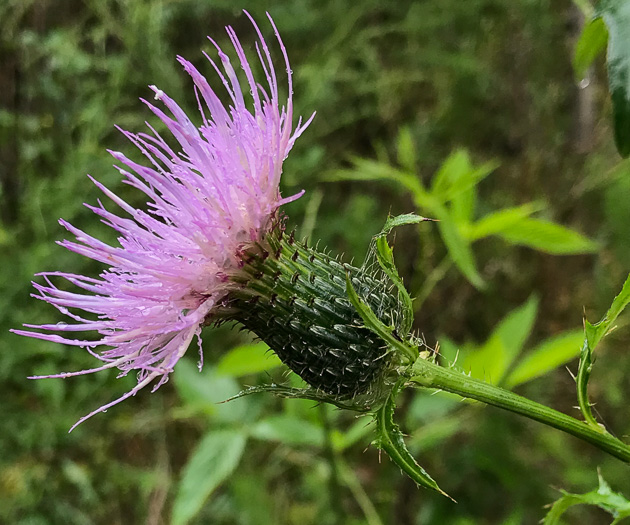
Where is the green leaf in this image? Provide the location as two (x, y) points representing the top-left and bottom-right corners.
(373, 381), (453, 500)
(324, 157), (420, 192)
(596, 0), (630, 157)
(431, 149), (499, 202)
(461, 296), (538, 385)
(345, 274), (418, 364)
(465, 202), (543, 241)
(216, 342), (282, 377)
(431, 149), (471, 198)
(543, 472), (630, 525)
(573, 18), (608, 79)
(250, 415), (324, 446)
(173, 360), (249, 423)
(396, 126), (417, 173)
(505, 329), (584, 388)
(450, 185), (477, 225)
(172, 429), (247, 525)
(437, 214), (485, 289)
(379, 212), (429, 235)
(577, 273), (630, 429)
(496, 218), (598, 254)
(375, 235), (414, 336)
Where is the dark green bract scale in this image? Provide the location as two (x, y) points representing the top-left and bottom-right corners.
(225, 231), (403, 403)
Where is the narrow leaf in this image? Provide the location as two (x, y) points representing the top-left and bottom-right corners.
(345, 274), (418, 364)
(462, 296), (538, 385)
(573, 18), (608, 79)
(172, 429), (247, 525)
(431, 149), (498, 202)
(375, 235), (414, 336)
(496, 218), (598, 254)
(373, 381), (453, 500)
(465, 202), (543, 241)
(438, 214), (485, 289)
(505, 329), (584, 388)
(380, 212), (430, 235)
(396, 126), (417, 173)
(577, 273), (630, 429)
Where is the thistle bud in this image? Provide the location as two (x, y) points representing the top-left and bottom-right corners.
(223, 226), (407, 407)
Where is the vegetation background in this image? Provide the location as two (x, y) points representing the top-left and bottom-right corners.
(1, 0), (629, 523)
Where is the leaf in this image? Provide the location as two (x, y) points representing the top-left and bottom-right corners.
(437, 213), (485, 289)
(505, 329), (584, 388)
(461, 296), (538, 385)
(573, 17), (608, 79)
(543, 472), (630, 525)
(373, 381), (453, 500)
(172, 429), (247, 525)
(465, 202), (543, 241)
(173, 360), (250, 423)
(216, 342), (282, 377)
(449, 185), (477, 225)
(345, 274), (418, 364)
(375, 235), (414, 336)
(596, 0), (630, 157)
(325, 157), (440, 212)
(396, 126), (417, 173)
(324, 156), (420, 191)
(496, 218), (598, 254)
(431, 149), (471, 198)
(250, 415), (324, 446)
(431, 149), (499, 202)
(379, 212), (430, 235)
(577, 273), (630, 429)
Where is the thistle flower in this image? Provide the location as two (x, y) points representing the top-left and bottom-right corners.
(13, 12), (313, 430)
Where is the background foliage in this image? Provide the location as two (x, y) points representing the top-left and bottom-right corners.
(1, 0), (630, 523)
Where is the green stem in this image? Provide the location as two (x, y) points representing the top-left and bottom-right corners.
(409, 358), (630, 463)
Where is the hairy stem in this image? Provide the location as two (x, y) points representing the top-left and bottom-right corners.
(409, 358), (630, 463)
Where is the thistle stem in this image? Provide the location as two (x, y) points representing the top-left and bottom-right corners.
(409, 358), (630, 463)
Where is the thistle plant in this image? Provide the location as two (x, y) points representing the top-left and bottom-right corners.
(12, 11), (630, 501)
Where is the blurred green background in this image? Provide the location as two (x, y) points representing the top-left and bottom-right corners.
(1, 0), (630, 523)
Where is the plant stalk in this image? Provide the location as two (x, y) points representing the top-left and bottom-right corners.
(409, 358), (630, 463)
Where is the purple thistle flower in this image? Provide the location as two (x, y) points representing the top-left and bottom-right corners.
(12, 12), (313, 431)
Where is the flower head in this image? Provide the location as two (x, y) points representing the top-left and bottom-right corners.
(13, 12), (313, 430)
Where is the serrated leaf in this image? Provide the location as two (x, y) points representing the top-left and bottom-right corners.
(496, 218), (598, 254)
(577, 273), (630, 429)
(373, 381), (453, 500)
(172, 429), (247, 525)
(345, 274), (418, 364)
(375, 235), (414, 336)
(505, 329), (584, 388)
(596, 0), (630, 157)
(543, 472), (630, 525)
(216, 342), (282, 377)
(379, 212), (429, 235)
(250, 415), (324, 446)
(573, 17), (608, 79)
